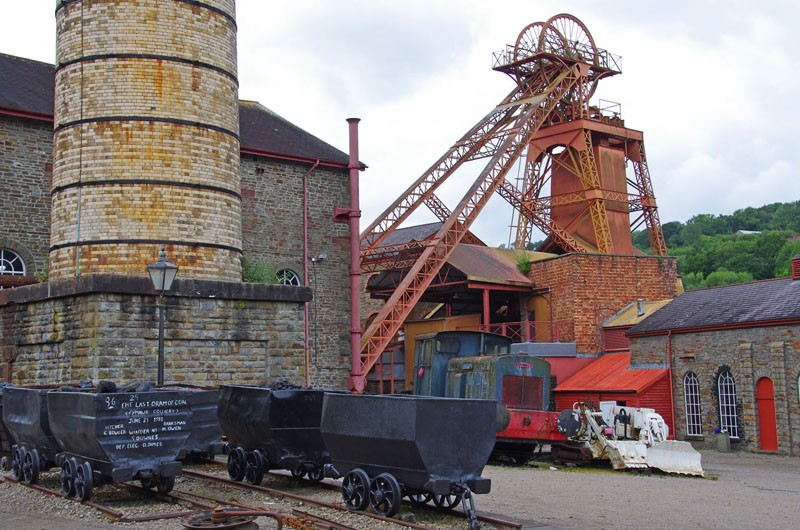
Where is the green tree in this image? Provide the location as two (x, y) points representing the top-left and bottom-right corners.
(774, 239), (800, 277)
(713, 234), (757, 276)
(752, 231), (790, 279)
(705, 268), (754, 287)
(683, 235), (723, 277)
(681, 271), (706, 290)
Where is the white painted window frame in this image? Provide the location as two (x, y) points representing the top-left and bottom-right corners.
(275, 268), (301, 286)
(717, 368), (740, 439)
(683, 371), (703, 436)
(0, 248), (26, 275)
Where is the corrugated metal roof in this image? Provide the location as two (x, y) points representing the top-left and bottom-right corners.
(602, 299), (672, 328)
(554, 353), (667, 393)
(629, 277), (800, 335)
(449, 244), (532, 287)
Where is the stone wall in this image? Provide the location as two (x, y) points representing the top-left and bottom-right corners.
(631, 325), (800, 455)
(0, 115), (52, 277)
(529, 253), (679, 354)
(241, 156), (353, 389)
(0, 275), (311, 387)
(0, 124), (355, 389)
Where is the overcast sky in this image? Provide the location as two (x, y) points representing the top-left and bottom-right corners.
(2, 1), (798, 247)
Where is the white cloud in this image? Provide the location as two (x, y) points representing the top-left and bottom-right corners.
(2, 0), (798, 246)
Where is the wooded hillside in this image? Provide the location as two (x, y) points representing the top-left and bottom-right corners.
(633, 201), (800, 289)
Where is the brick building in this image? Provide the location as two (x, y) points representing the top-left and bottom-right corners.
(627, 256), (800, 455)
(527, 252), (680, 354)
(1, 21), (356, 388)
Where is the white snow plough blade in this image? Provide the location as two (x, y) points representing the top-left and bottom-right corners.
(646, 440), (704, 476)
(603, 440), (648, 470)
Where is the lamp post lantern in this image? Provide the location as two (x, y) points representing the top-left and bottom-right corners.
(147, 246), (178, 385)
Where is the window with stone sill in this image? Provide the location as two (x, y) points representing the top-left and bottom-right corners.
(0, 248), (25, 275)
(275, 269), (301, 286)
(684, 371), (703, 436)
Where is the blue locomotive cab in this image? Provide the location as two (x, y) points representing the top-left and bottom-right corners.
(412, 331), (512, 397)
(445, 354), (551, 409)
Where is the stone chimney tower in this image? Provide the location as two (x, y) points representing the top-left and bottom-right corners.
(50, 0), (242, 281)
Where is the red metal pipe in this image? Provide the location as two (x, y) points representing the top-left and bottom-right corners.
(240, 147), (348, 169)
(346, 118), (364, 393)
(0, 106), (54, 122)
(482, 288), (491, 328)
(666, 329), (676, 439)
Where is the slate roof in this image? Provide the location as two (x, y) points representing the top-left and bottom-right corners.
(554, 353), (667, 393)
(0, 52), (349, 165)
(628, 277), (800, 335)
(379, 222), (442, 247)
(0, 53), (54, 116)
(238, 101), (348, 165)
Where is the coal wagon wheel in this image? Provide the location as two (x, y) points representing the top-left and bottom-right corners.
(140, 477), (157, 489)
(290, 466), (307, 479)
(244, 449), (266, 485)
(60, 457), (78, 496)
(157, 475), (175, 494)
(306, 466), (325, 483)
(74, 461), (93, 501)
(408, 492), (433, 506)
(369, 472), (402, 517)
(11, 446), (24, 481)
(341, 468), (370, 511)
(433, 493), (462, 511)
(22, 448), (40, 484)
(226, 446), (247, 482)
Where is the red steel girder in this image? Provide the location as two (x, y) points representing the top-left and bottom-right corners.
(360, 87), (523, 259)
(359, 67), (584, 377)
(497, 177), (585, 253)
(630, 141), (667, 256)
(360, 241), (428, 274)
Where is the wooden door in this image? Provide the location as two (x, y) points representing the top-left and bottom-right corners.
(756, 377), (778, 452)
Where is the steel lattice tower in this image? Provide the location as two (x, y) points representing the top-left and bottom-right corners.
(350, 14), (666, 392)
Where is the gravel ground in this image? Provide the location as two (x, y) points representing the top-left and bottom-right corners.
(482, 449), (800, 529)
(1, 450), (798, 530)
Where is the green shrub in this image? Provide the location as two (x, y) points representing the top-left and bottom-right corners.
(515, 252), (532, 276)
(241, 257), (279, 284)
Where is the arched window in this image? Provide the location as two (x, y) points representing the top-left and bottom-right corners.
(275, 269), (301, 286)
(683, 371), (703, 436)
(717, 368), (740, 438)
(0, 249), (26, 275)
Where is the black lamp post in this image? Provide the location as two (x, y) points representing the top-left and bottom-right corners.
(146, 246), (178, 385)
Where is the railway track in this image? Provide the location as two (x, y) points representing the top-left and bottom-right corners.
(1, 463), (522, 530)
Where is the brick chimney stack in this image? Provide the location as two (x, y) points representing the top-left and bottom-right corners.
(792, 254), (800, 281)
(51, 0), (242, 281)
